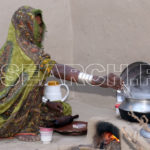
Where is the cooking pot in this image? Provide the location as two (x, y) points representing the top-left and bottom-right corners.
(117, 62), (150, 122)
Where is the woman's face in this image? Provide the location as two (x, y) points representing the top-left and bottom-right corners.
(27, 15), (44, 43)
(35, 15), (44, 43)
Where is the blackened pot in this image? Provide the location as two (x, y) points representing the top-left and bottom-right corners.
(117, 61), (150, 122)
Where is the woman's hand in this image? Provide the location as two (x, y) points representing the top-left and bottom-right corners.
(47, 102), (63, 113)
(92, 73), (123, 90)
(105, 73), (123, 90)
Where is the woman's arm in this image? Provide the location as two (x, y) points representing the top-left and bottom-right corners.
(51, 63), (122, 90)
(51, 64), (79, 82)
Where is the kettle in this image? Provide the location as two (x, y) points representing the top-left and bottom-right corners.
(42, 81), (70, 102)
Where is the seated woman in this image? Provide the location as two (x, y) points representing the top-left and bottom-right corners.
(0, 6), (122, 141)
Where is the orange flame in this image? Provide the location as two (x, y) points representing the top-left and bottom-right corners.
(103, 132), (120, 144)
(110, 134), (120, 143)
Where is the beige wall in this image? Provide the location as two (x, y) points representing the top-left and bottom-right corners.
(1, 0), (150, 108)
(70, 0), (150, 66)
(69, 0), (150, 108)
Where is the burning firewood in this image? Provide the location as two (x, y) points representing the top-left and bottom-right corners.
(93, 122), (121, 150)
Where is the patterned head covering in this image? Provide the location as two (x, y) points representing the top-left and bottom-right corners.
(11, 6), (46, 63)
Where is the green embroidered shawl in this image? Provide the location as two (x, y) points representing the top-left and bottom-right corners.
(0, 6), (55, 137)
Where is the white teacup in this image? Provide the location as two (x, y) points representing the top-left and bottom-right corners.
(40, 127), (53, 144)
(42, 81), (69, 102)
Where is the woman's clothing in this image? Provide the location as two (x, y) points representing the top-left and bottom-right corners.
(0, 6), (71, 137)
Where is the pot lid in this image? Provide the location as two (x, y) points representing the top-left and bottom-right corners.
(120, 62), (150, 99)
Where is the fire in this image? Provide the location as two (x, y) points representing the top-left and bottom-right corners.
(103, 132), (120, 144)
(111, 134), (120, 142)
